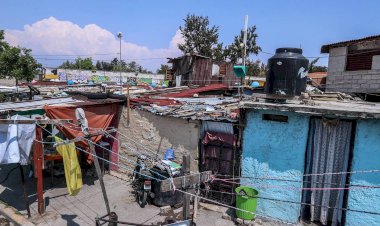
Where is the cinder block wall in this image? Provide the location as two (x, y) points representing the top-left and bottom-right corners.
(326, 46), (380, 93)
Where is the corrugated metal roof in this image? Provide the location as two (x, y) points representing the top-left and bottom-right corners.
(321, 34), (380, 53)
(0, 97), (79, 113)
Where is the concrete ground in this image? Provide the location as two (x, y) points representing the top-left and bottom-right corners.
(0, 165), (289, 226)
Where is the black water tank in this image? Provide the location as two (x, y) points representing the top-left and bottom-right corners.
(265, 48), (309, 96)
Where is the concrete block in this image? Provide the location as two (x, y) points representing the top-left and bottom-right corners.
(359, 79), (369, 84)
(173, 208), (182, 215)
(222, 213), (232, 221)
(372, 55), (380, 70)
(330, 46), (348, 56)
(236, 218), (244, 225)
(361, 83), (370, 88)
(362, 74), (372, 80)
(372, 74), (380, 80)
(160, 205), (172, 214)
(370, 84), (379, 89)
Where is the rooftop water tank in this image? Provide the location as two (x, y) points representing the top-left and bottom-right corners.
(265, 48), (309, 96)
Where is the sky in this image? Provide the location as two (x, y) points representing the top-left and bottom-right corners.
(1, 0), (380, 72)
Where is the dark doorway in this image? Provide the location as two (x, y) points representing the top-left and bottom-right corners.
(199, 121), (240, 205)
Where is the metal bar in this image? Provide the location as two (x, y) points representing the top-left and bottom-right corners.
(182, 155), (190, 221)
(0, 119), (73, 124)
(54, 129), (116, 147)
(34, 125), (45, 214)
(88, 141), (111, 215)
(127, 85), (130, 127)
(19, 164), (31, 218)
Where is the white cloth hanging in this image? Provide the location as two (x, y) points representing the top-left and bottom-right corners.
(0, 115), (36, 165)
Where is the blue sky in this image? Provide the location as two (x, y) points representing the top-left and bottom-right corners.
(1, 0), (380, 71)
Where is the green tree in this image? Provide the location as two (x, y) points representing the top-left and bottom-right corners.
(225, 26), (261, 64)
(0, 30), (9, 52)
(0, 30), (41, 84)
(178, 14), (219, 57)
(128, 61), (138, 72)
(308, 57), (327, 72)
(156, 64), (169, 74)
(74, 57), (94, 70)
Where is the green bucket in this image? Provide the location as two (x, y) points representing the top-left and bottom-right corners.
(235, 186), (258, 220)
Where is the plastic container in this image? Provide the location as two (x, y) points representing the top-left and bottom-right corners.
(235, 186), (258, 220)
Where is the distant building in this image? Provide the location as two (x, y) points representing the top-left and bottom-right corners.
(307, 72), (327, 90)
(321, 35), (380, 94)
(167, 53), (240, 87)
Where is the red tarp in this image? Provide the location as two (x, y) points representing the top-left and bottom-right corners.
(162, 84), (228, 98)
(44, 101), (121, 168)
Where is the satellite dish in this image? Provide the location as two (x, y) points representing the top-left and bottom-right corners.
(75, 108), (89, 135)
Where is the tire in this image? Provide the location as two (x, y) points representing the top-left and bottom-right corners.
(138, 189), (148, 208)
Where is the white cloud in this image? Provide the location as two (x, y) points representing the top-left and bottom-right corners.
(4, 17), (184, 71)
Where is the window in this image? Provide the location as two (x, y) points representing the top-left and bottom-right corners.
(346, 49), (380, 71)
(262, 114), (288, 122)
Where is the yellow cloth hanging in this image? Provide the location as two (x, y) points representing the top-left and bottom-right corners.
(55, 136), (83, 196)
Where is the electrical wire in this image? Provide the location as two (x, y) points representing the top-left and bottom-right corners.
(198, 188), (380, 216)
(38, 122), (169, 181)
(34, 122), (380, 222)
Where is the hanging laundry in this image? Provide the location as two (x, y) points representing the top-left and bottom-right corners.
(0, 115), (36, 165)
(55, 136), (83, 196)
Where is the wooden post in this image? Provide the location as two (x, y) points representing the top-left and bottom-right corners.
(19, 164), (31, 218)
(182, 155), (190, 221)
(34, 125), (45, 214)
(88, 141), (111, 215)
(192, 189), (199, 222)
(127, 85), (130, 127)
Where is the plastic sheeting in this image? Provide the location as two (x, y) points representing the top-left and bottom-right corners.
(200, 120), (234, 138)
(44, 101), (121, 166)
(0, 115), (35, 165)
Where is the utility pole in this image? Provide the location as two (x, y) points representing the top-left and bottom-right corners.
(117, 32), (123, 92)
(242, 15), (248, 95)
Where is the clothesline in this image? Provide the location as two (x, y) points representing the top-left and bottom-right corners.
(38, 123), (170, 181)
(199, 188), (380, 216)
(56, 122), (380, 188)
(34, 122), (380, 222)
(37, 122), (380, 191)
(212, 175), (380, 189)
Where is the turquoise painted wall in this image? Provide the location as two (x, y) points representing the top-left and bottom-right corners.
(242, 110), (309, 223)
(346, 119), (380, 225)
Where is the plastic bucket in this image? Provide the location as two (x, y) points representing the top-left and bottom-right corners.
(235, 186), (258, 220)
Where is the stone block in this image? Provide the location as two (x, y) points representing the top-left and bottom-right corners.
(370, 84), (379, 89)
(372, 74), (380, 80)
(222, 213), (232, 221)
(359, 79), (369, 84)
(236, 218), (244, 225)
(160, 205), (172, 214)
(362, 74), (372, 80)
(361, 83), (370, 88)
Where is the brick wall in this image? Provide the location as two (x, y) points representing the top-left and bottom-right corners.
(326, 46), (380, 93)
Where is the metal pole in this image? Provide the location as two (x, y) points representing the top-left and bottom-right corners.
(117, 32), (123, 92)
(182, 155), (190, 221)
(127, 84), (130, 127)
(242, 15), (248, 96)
(19, 164), (31, 218)
(88, 141), (111, 215)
